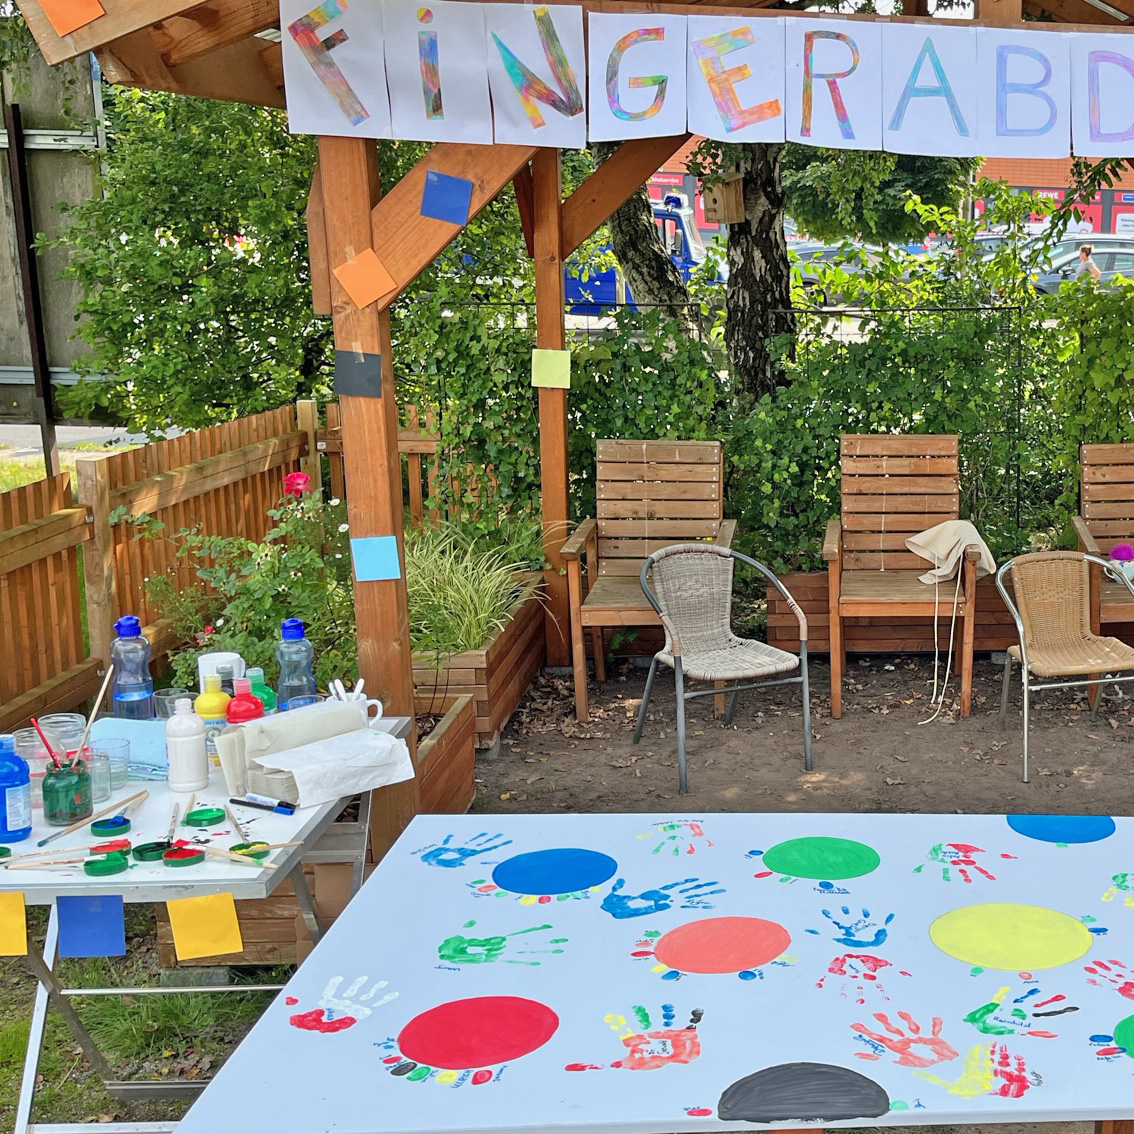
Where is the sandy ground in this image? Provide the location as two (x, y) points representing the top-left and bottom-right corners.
(475, 653), (1134, 1134)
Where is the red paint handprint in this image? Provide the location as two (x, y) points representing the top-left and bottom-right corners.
(992, 1044), (1038, 1098)
(851, 1011), (958, 1069)
(913, 843), (1016, 884)
(816, 953), (911, 1004)
(1084, 959), (1134, 1000)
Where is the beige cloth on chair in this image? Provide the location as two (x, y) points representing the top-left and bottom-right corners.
(905, 519), (996, 584)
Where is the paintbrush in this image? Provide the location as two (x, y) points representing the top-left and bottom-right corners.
(183, 793), (196, 823)
(36, 789), (149, 848)
(203, 846), (277, 870)
(30, 717), (62, 769)
(234, 841), (303, 853)
(2, 839), (131, 865)
(224, 804), (248, 842)
(7, 858), (86, 871)
(71, 664), (114, 766)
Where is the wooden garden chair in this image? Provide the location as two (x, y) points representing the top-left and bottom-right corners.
(560, 439), (736, 721)
(823, 434), (980, 718)
(1072, 443), (1134, 634)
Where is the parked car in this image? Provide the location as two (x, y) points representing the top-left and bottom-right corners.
(794, 245), (885, 306)
(564, 192), (722, 314)
(1026, 232), (1134, 273)
(1033, 246), (1134, 294)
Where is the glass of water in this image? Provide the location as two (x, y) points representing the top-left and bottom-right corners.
(95, 738), (131, 790)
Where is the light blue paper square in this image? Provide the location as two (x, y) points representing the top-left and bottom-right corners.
(351, 535), (401, 582)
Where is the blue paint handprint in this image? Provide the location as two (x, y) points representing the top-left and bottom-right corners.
(601, 877), (725, 920)
(412, 832), (512, 869)
(810, 907), (895, 948)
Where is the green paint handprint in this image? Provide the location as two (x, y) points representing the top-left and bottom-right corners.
(437, 920), (567, 966)
(963, 986), (1075, 1038)
(1102, 873), (1134, 907)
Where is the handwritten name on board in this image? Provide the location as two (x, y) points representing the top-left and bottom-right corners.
(280, 0), (1134, 159)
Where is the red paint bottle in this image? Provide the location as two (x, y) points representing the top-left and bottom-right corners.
(226, 677), (265, 725)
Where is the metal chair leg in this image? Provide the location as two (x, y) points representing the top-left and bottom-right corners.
(724, 685), (740, 727)
(675, 658), (688, 794)
(1021, 670), (1031, 783)
(999, 654), (1012, 730)
(801, 649), (813, 772)
(633, 657), (658, 745)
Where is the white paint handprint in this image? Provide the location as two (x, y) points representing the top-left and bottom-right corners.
(288, 975), (398, 1034)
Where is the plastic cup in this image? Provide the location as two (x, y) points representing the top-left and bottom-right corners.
(14, 727), (59, 811)
(38, 713), (85, 756)
(153, 688), (191, 719)
(95, 738), (131, 790)
(286, 695), (324, 710)
(87, 752), (111, 803)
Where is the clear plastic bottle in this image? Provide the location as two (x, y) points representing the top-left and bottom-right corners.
(276, 619), (316, 711)
(110, 616), (154, 719)
(194, 674), (231, 763)
(0, 735), (32, 843)
(166, 699), (208, 792)
(246, 666), (278, 715)
(226, 677), (264, 724)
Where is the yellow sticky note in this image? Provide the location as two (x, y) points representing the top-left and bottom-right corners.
(0, 892), (28, 956)
(166, 893), (243, 961)
(333, 249), (397, 310)
(40, 0), (105, 37)
(532, 348), (570, 389)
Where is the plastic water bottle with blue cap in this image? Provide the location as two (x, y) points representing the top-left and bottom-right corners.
(276, 618), (317, 711)
(110, 615), (155, 719)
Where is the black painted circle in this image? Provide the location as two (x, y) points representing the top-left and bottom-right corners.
(718, 1062), (890, 1124)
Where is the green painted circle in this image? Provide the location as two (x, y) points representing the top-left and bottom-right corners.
(761, 836), (881, 880)
(1114, 1014), (1134, 1057)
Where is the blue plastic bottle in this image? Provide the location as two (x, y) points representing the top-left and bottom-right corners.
(110, 615), (155, 720)
(276, 618), (316, 711)
(0, 735), (32, 843)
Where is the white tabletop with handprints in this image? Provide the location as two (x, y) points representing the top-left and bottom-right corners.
(176, 811), (1134, 1134)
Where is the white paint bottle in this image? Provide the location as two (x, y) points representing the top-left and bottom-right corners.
(165, 698), (209, 792)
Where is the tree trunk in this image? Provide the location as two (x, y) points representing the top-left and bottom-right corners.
(593, 142), (691, 317)
(726, 142), (795, 400)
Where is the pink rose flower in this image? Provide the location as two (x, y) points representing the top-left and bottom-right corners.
(283, 471), (314, 498)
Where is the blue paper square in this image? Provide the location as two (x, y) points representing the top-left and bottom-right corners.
(57, 895), (126, 958)
(420, 171), (473, 227)
(351, 535), (401, 582)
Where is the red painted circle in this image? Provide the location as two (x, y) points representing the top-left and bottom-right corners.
(397, 997), (559, 1070)
(653, 916), (791, 974)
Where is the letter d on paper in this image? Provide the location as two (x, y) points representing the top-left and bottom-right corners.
(693, 27), (781, 132)
(802, 30), (859, 139)
(288, 0), (368, 126)
(1088, 50), (1134, 143)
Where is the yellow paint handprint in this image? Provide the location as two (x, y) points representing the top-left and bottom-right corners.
(915, 1042), (994, 1099)
(1102, 873), (1134, 908)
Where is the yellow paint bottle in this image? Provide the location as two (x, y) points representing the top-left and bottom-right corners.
(194, 674), (231, 766)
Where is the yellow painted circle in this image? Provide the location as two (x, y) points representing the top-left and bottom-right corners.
(930, 903), (1093, 971)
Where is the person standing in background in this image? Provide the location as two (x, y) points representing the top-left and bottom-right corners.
(1078, 244), (1101, 282)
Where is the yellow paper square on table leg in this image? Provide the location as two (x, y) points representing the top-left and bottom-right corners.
(0, 892), (27, 956)
(531, 348), (570, 389)
(166, 893), (243, 961)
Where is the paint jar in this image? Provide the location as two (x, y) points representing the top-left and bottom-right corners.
(37, 713), (86, 756)
(14, 727), (59, 811)
(95, 739), (130, 790)
(87, 752), (111, 803)
(42, 760), (93, 827)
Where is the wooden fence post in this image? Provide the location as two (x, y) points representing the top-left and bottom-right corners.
(75, 454), (117, 667)
(296, 399), (321, 485)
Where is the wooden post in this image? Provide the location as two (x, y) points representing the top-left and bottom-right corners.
(296, 399), (320, 485)
(74, 454), (118, 668)
(317, 136), (419, 860)
(974, 0), (1023, 23)
(532, 148), (571, 668)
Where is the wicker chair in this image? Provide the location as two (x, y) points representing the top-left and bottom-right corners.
(997, 551), (1134, 782)
(632, 544), (811, 793)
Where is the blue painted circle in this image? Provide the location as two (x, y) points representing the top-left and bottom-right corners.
(491, 848), (618, 896)
(1007, 814), (1116, 845)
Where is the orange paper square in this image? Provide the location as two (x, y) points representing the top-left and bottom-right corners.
(40, 0), (106, 38)
(333, 249), (397, 310)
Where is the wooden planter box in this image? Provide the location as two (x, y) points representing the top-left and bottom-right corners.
(766, 571), (1018, 655)
(416, 692), (476, 814)
(413, 573), (545, 749)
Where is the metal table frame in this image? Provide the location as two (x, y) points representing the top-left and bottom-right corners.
(12, 715), (411, 1134)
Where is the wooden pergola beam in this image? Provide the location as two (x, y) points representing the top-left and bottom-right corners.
(307, 163), (332, 317)
(148, 0), (279, 68)
(1024, 0), (1124, 20)
(15, 0), (210, 65)
(561, 134), (692, 259)
(368, 143), (538, 310)
(514, 164), (536, 260)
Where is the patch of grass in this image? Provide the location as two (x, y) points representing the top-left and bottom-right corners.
(0, 459), (46, 491)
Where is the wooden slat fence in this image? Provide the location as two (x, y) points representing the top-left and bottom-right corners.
(0, 474), (102, 731)
(316, 401), (496, 527)
(76, 406), (313, 665)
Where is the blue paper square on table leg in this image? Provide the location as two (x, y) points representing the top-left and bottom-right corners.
(351, 535), (401, 581)
(420, 171), (474, 226)
(57, 895), (126, 958)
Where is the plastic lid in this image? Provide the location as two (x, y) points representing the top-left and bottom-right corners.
(0, 735), (14, 758)
(115, 615), (142, 638)
(234, 677), (252, 695)
(281, 618), (306, 640)
(247, 667), (265, 682)
(203, 674), (222, 692)
(174, 698), (195, 714)
(217, 663), (234, 678)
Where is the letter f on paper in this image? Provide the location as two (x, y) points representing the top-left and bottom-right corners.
(288, 0), (368, 126)
(492, 6), (584, 129)
(802, 30), (859, 139)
